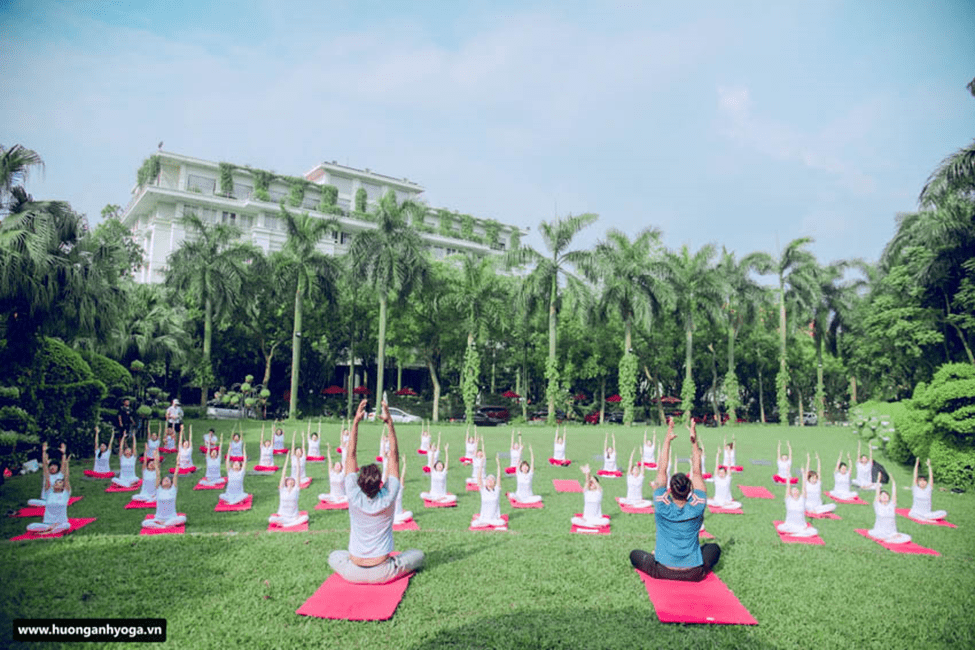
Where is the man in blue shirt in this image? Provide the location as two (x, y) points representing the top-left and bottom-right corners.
(328, 399), (425, 583)
(629, 418), (721, 581)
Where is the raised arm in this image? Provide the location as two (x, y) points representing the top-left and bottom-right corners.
(890, 477), (897, 507)
(171, 453), (179, 488)
(816, 453), (821, 478)
(477, 456), (486, 491)
(94, 426), (100, 453)
(688, 421), (705, 493)
(142, 442), (148, 471)
(241, 434), (247, 464)
(41, 442), (50, 491)
(612, 434), (617, 454)
(653, 418), (676, 488)
(604, 430), (609, 453)
(154, 450), (162, 489)
(260, 423), (265, 448)
(510, 429), (515, 449)
(62, 452), (71, 492)
(714, 450), (721, 476)
(628, 447), (635, 475)
(580, 463), (592, 486)
(787, 441), (792, 463)
(801, 464), (808, 498)
(382, 402), (401, 480)
(836, 450), (843, 473)
(529, 445), (535, 473)
(279, 450), (291, 488)
(326, 442), (333, 469)
(218, 433), (223, 457)
(442, 444), (450, 471)
(913, 457), (919, 485)
(777, 440), (781, 460)
(927, 458), (934, 489)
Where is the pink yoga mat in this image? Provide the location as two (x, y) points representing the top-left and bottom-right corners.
(193, 479), (227, 490)
(296, 569), (414, 621)
(552, 479), (583, 493)
(772, 521), (825, 545)
(423, 497), (457, 508)
(506, 493), (544, 509)
(571, 514), (610, 535)
(616, 497), (654, 514)
(708, 505), (744, 515)
(634, 569), (758, 625)
(105, 480), (142, 493)
(10, 496), (84, 518)
(772, 475), (798, 484)
(854, 529), (940, 556)
(83, 470), (115, 479)
(895, 508), (957, 528)
(469, 513), (509, 531)
(306, 456), (325, 462)
(315, 500), (348, 510)
(140, 514), (186, 536)
(273, 449), (288, 455)
(466, 482), (479, 492)
(826, 492), (868, 505)
(214, 494), (253, 512)
(504, 467), (516, 475)
(640, 462), (657, 469)
(268, 512), (309, 533)
(700, 530), (715, 540)
(549, 458), (572, 467)
(168, 466), (196, 475)
(10, 517), (97, 541)
(597, 470), (622, 478)
(124, 499), (155, 509)
(393, 518), (420, 531)
(253, 465), (280, 472)
(299, 478), (312, 489)
(738, 485), (775, 499)
(806, 511), (841, 520)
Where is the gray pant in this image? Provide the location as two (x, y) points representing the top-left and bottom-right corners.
(328, 549), (424, 584)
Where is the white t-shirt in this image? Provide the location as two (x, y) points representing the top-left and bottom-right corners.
(345, 473), (399, 559)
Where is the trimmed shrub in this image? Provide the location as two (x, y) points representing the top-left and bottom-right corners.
(79, 350), (132, 395)
(929, 438), (975, 489)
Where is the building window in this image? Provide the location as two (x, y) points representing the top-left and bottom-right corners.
(269, 189), (287, 203)
(340, 232), (352, 245)
(186, 174), (216, 195)
(234, 183), (253, 200)
(222, 211), (237, 225)
(302, 195), (319, 210)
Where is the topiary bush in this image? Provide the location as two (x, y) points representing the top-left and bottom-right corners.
(79, 350), (132, 396)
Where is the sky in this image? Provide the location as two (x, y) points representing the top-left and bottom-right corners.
(1, 0), (973, 266)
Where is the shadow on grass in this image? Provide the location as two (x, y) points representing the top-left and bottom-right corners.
(405, 605), (774, 650)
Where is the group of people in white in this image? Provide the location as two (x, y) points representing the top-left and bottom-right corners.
(23, 412), (950, 559)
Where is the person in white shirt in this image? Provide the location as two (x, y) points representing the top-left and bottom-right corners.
(773, 440), (794, 484)
(28, 443), (64, 507)
(776, 464), (818, 537)
(269, 450), (308, 528)
(327, 400), (424, 583)
(641, 430), (657, 468)
(471, 455), (506, 528)
(909, 457), (947, 521)
(510, 445), (542, 505)
(165, 399), (184, 436)
(868, 478), (911, 544)
(830, 451), (858, 500)
(550, 427), (569, 466)
(421, 445), (457, 505)
(112, 433), (141, 487)
(707, 451), (742, 510)
(803, 453), (836, 515)
(852, 441), (879, 489)
(141, 449), (187, 529)
(572, 464), (609, 528)
(26, 443), (73, 535)
(620, 448), (652, 509)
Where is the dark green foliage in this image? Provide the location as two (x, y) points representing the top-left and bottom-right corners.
(355, 187), (367, 212)
(78, 349), (132, 396)
(285, 176), (308, 207)
(318, 184), (341, 214)
(484, 219), (501, 248)
(460, 214), (475, 241)
(218, 162), (235, 197)
(251, 168), (274, 193)
(135, 155), (160, 186)
(437, 209), (455, 237)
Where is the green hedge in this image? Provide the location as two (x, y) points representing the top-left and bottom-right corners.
(79, 350), (132, 395)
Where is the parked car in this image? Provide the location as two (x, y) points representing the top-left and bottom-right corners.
(796, 412), (818, 426)
(477, 405), (510, 423)
(529, 409), (567, 423)
(366, 406), (422, 424)
(453, 407), (507, 427)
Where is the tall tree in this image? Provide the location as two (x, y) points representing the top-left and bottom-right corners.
(665, 244), (724, 424)
(508, 213), (597, 423)
(0, 144), (43, 213)
(166, 213), (256, 407)
(811, 260), (859, 422)
(349, 190), (429, 410)
(753, 238), (819, 423)
(277, 207), (340, 418)
(582, 227), (671, 425)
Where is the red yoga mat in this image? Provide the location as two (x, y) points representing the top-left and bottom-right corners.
(272, 449), (289, 455)
(422, 466), (431, 473)
(549, 458), (573, 467)
(772, 475), (799, 484)
(772, 521), (825, 545)
(459, 457), (472, 465)
(9, 517), (97, 541)
(168, 466), (196, 475)
(416, 449), (427, 455)
(83, 470), (115, 479)
(105, 480), (142, 493)
(193, 479), (227, 490)
(140, 514), (186, 536)
(570, 514), (610, 535)
(708, 505), (744, 515)
(738, 485), (775, 499)
(297, 568), (414, 621)
(634, 569), (758, 625)
(306, 456), (325, 462)
(423, 497), (457, 508)
(854, 529), (940, 556)
(616, 497), (654, 514)
(806, 510), (841, 520)
(700, 529), (715, 540)
(159, 447), (178, 454)
(268, 512), (309, 533)
(10, 496), (84, 518)
(826, 492), (869, 505)
(466, 482), (479, 492)
(640, 462), (657, 469)
(125, 499), (156, 509)
(719, 465), (744, 472)
(299, 477), (313, 489)
(469, 513), (509, 531)
(393, 518), (420, 531)
(215, 494), (253, 512)
(253, 465), (280, 472)
(506, 493), (544, 509)
(895, 508), (957, 528)
(504, 466), (517, 475)
(552, 479), (583, 493)
(315, 500), (349, 510)
(597, 470), (623, 478)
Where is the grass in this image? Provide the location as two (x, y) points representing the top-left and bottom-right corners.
(1, 420), (973, 649)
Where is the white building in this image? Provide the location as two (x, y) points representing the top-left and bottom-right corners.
(121, 151), (525, 283)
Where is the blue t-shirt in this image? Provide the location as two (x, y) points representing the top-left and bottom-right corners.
(345, 473), (400, 559)
(653, 486), (706, 568)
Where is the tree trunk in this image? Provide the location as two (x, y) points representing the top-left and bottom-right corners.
(547, 274), (558, 423)
(289, 275), (305, 419)
(201, 296), (213, 408)
(758, 353), (766, 424)
(397, 360), (402, 391)
(427, 358), (441, 422)
(816, 335), (825, 424)
(779, 277), (788, 377)
(599, 376), (606, 425)
(727, 324), (737, 424)
(262, 340), (279, 387)
(710, 347), (721, 427)
(491, 346), (497, 395)
(376, 293), (388, 411)
(850, 376), (858, 405)
(796, 385), (804, 427)
(346, 331), (354, 419)
(644, 365), (665, 425)
(624, 318), (632, 353)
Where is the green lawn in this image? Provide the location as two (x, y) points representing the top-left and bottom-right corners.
(2, 420), (973, 649)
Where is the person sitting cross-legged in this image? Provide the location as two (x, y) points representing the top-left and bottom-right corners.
(327, 400), (424, 584)
(629, 418), (721, 582)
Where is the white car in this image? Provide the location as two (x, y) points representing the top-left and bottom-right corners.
(366, 407), (422, 424)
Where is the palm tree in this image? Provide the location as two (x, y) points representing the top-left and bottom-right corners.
(507, 213), (598, 423)
(349, 190), (429, 410)
(716, 248), (768, 425)
(665, 244), (725, 424)
(919, 140), (975, 208)
(0, 144), (43, 213)
(810, 260), (861, 422)
(753, 238), (820, 423)
(450, 254), (502, 422)
(166, 213), (257, 407)
(582, 227), (672, 425)
(276, 207), (340, 418)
